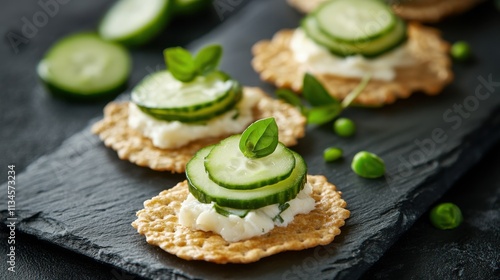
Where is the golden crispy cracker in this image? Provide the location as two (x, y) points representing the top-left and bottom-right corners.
(132, 175), (350, 264)
(252, 23), (453, 106)
(287, 0), (483, 23)
(92, 87), (306, 173)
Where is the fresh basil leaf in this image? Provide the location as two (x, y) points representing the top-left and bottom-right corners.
(276, 88), (303, 108)
(239, 118), (279, 158)
(194, 45), (222, 75)
(164, 47), (197, 82)
(302, 73), (338, 107)
(306, 103), (342, 125)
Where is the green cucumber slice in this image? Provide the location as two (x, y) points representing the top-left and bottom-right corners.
(173, 0), (211, 16)
(186, 146), (307, 210)
(213, 204), (249, 218)
(315, 0), (396, 43)
(302, 15), (407, 58)
(205, 135), (296, 190)
(132, 71), (231, 111)
(37, 33), (131, 101)
(99, 0), (172, 46)
(133, 71), (242, 122)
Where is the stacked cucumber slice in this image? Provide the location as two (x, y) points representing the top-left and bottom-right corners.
(131, 71), (242, 123)
(186, 135), (308, 210)
(302, 0), (407, 58)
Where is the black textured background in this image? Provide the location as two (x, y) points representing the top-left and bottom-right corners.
(1, 0), (499, 279)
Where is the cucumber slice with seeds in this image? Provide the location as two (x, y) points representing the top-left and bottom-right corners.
(302, 15), (407, 58)
(99, 0), (172, 46)
(132, 71), (242, 122)
(186, 146), (307, 210)
(37, 33), (131, 101)
(205, 135), (296, 190)
(316, 0), (396, 43)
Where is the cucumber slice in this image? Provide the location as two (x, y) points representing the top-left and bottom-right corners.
(99, 0), (172, 46)
(173, 0), (211, 16)
(315, 0), (396, 43)
(302, 16), (407, 58)
(37, 33), (131, 101)
(205, 135), (296, 190)
(214, 204), (249, 218)
(186, 146), (307, 210)
(132, 71), (242, 122)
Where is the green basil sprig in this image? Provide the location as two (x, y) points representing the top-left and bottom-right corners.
(164, 44), (222, 82)
(276, 73), (371, 125)
(239, 117), (279, 158)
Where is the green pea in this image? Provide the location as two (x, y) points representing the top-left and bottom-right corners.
(334, 118), (356, 137)
(429, 202), (463, 230)
(351, 151), (385, 178)
(451, 41), (471, 61)
(323, 147), (343, 162)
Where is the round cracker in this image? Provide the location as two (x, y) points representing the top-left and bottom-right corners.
(287, 0), (483, 23)
(92, 87), (306, 173)
(132, 175), (350, 264)
(252, 23), (453, 106)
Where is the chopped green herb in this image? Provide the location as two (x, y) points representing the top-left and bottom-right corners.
(430, 203), (463, 230)
(239, 117), (279, 158)
(273, 202), (290, 223)
(231, 110), (240, 120)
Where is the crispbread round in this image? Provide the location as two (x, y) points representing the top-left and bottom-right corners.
(252, 23), (453, 106)
(92, 87), (306, 173)
(132, 175), (350, 264)
(287, 0), (483, 23)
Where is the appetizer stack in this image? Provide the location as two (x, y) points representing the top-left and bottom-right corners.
(92, 45), (306, 173)
(253, 0), (453, 105)
(132, 118), (350, 263)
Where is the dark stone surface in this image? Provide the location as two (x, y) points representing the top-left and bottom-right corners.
(1, 0), (499, 279)
(363, 143), (500, 280)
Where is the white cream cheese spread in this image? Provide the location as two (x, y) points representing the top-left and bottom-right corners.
(178, 183), (316, 242)
(128, 90), (259, 149)
(290, 28), (414, 81)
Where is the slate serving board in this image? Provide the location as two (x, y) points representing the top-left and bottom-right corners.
(2, 0), (500, 279)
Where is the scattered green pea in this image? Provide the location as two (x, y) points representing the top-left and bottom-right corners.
(334, 118), (356, 137)
(451, 41), (471, 61)
(430, 202), (463, 230)
(323, 147), (343, 162)
(351, 151), (385, 178)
